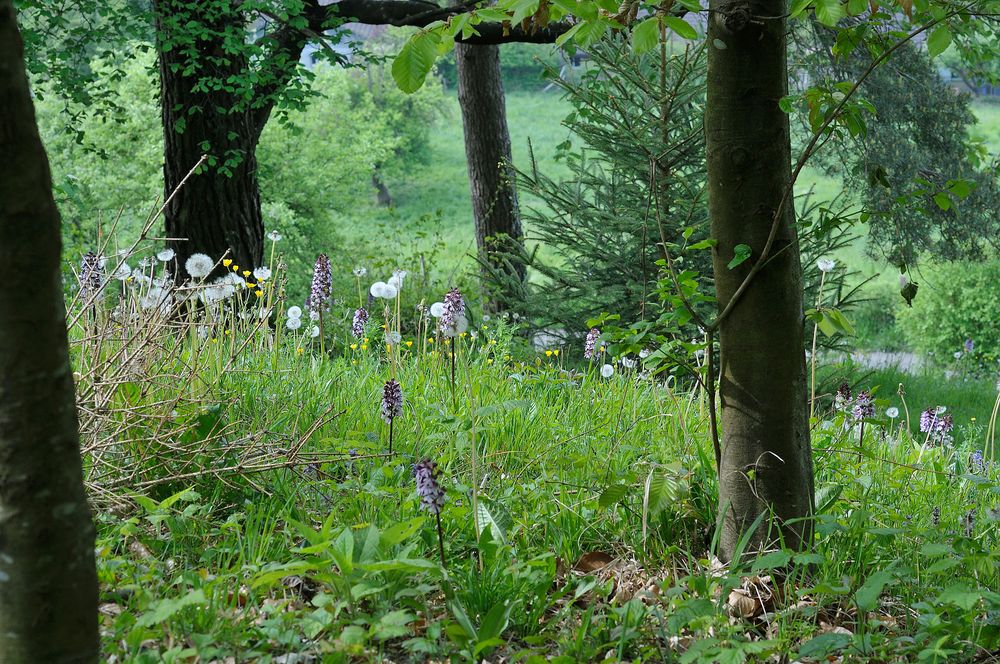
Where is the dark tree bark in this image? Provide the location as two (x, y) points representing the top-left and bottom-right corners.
(0, 1), (100, 660)
(706, 0), (814, 560)
(154, 0), (270, 275)
(455, 42), (526, 309)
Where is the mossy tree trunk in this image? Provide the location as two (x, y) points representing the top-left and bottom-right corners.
(706, 0), (814, 560)
(0, 1), (100, 660)
(455, 42), (526, 310)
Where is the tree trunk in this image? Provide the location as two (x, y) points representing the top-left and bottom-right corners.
(455, 43), (526, 310)
(154, 0), (266, 276)
(706, 0), (814, 560)
(0, 1), (100, 660)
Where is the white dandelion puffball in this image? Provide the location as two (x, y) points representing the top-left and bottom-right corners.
(113, 263), (132, 280)
(267, 230), (282, 241)
(353, 266), (367, 277)
(310, 325), (320, 338)
(388, 275), (403, 291)
(600, 364), (615, 378)
(370, 281), (388, 298)
(386, 331), (402, 345)
(430, 302), (445, 318)
(185, 253), (213, 279)
(227, 272), (245, 286)
(886, 407), (899, 419)
(157, 248), (176, 262)
(286, 317), (302, 331)
(140, 286), (173, 312)
(253, 267), (271, 282)
(954, 351), (963, 360)
(133, 274), (152, 287)
(817, 258), (836, 273)
(137, 257), (153, 269)
(382, 283), (398, 299)
(287, 306), (302, 320)
(455, 315), (469, 334)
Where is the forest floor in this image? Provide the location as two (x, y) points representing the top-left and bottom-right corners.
(75, 271), (1000, 663)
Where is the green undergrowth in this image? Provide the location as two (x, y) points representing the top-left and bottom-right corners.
(81, 317), (1000, 662)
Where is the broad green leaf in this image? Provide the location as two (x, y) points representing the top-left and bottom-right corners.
(815, 0), (845, 25)
(926, 25), (952, 59)
(137, 589), (206, 627)
(752, 550), (792, 571)
(598, 483), (629, 508)
(392, 31), (442, 94)
(664, 16), (697, 40)
(474, 500), (507, 545)
(380, 517), (425, 547)
(932, 191), (951, 210)
(727, 244), (751, 269)
(855, 568), (894, 611)
(632, 17), (660, 54)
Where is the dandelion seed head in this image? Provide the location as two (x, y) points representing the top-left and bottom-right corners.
(157, 248), (176, 262)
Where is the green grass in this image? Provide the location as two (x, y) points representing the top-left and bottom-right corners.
(74, 263), (1000, 662)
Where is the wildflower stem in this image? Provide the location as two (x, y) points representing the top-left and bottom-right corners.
(809, 270), (827, 420)
(388, 416), (394, 455)
(319, 309), (325, 358)
(435, 512), (447, 568)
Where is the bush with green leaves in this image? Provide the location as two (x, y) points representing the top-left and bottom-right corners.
(896, 259), (1000, 364)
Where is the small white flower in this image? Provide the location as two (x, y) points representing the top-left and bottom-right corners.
(600, 364), (615, 378)
(482, 314), (491, 322)
(185, 253), (214, 279)
(353, 266), (367, 277)
(370, 281), (388, 298)
(430, 302), (445, 317)
(954, 351), (964, 360)
(157, 248), (176, 262)
(382, 284), (398, 299)
(267, 230), (282, 242)
(639, 349), (651, 359)
(817, 258), (836, 273)
(310, 325), (320, 338)
(286, 317), (302, 331)
(287, 306), (302, 319)
(621, 357), (637, 369)
(253, 267), (271, 282)
(113, 263), (132, 280)
(886, 407), (899, 419)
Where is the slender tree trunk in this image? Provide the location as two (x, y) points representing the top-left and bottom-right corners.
(154, 0), (266, 276)
(706, 0), (814, 560)
(455, 43), (526, 310)
(0, 1), (99, 660)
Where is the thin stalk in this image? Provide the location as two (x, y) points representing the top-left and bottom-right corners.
(435, 512), (447, 568)
(809, 270), (828, 420)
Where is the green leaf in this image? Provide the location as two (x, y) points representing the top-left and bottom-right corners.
(752, 550), (792, 572)
(798, 632), (852, 658)
(815, 0), (845, 25)
(727, 244), (751, 269)
(391, 31), (442, 93)
(855, 568), (894, 611)
(598, 484), (630, 508)
(632, 17), (660, 54)
(932, 191), (952, 210)
(790, 0), (813, 17)
(926, 25), (952, 59)
(474, 500), (508, 545)
(137, 589), (206, 627)
(380, 517), (425, 547)
(663, 16), (698, 40)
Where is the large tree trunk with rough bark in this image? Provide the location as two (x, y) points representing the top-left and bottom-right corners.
(455, 43), (526, 310)
(154, 0), (266, 276)
(0, 1), (100, 660)
(706, 0), (813, 560)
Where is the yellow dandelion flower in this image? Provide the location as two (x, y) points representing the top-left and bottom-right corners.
(405, 340), (413, 347)
(361, 344), (368, 351)
(242, 270), (250, 277)
(350, 343), (358, 350)
(545, 350), (553, 357)
(352, 360), (358, 365)
(460, 332), (467, 338)
(489, 339), (497, 345)
(232, 265), (239, 272)
(223, 259), (233, 267)
(487, 358), (494, 364)
(554, 349), (560, 356)
(428, 338), (435, 344)
(296, 347), (304, 355)
(363, 337), (369, 343)
(254, 290), (263, 297)
(225, 329), (232, 335)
